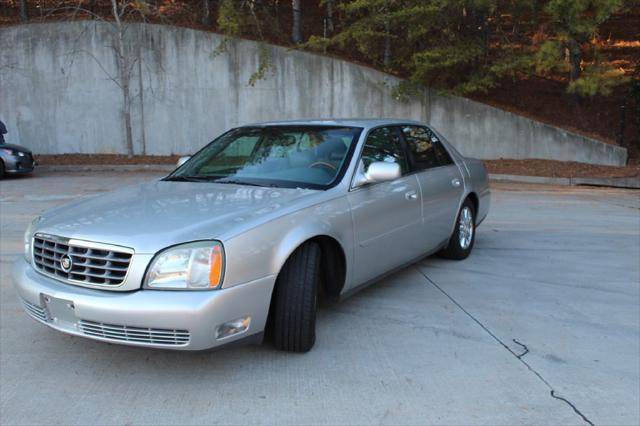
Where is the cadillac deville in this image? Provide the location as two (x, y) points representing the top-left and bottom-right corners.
(14, 119), (490, 352)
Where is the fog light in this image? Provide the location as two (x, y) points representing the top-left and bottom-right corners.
(216, 316), (250, 340)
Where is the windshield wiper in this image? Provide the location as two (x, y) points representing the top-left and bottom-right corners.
(163, 175), (214, 182)
(165, 176), (273, 187)
(214, 179), (270, 187)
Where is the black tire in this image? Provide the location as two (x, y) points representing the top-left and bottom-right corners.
(0, 160), (4, 179)
(440, 198), (476, 260)
(272, 242), (321, 353)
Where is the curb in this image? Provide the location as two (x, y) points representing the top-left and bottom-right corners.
(490, 174), (571, 186)
(36, 164), (175, 173)
(490, 174), (640, 189)
(570, 176), (640, 189)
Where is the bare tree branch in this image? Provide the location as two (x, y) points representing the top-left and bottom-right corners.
(40, 6), (116, 29)
(65, 48), (122, 89)
(19, 0), (28, 22)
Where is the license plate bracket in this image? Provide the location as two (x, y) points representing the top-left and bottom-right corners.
(42, 294), (77, 327)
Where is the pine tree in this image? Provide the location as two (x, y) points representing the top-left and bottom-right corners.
(309, 0), (630, 98)
(535, 0), (629, 96)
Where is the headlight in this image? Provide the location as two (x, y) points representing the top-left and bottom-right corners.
(23, 216), (41, 263)
(144, 241), (224, 290)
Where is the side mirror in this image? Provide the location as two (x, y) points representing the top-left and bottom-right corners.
(176, 156), (191, 168)
(353, 161), (401, 187)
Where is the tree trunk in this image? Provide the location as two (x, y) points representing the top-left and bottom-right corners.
(201, 0), (211, 26)
(383, 19), (391, 68)
(482, 15), (490, 63)
(122, 78), (134, 156)
(117, 36), (134, 156)
(568, 38), (582, 82)
(616, 102), (626, 147)
(291, 0), (302, 43)
(274, 0), (281, 34)
(137, 41), (147, 155)
(111, 0), (134, 156)
(325, 0), (334, 34)
(19, 0), (28, 22)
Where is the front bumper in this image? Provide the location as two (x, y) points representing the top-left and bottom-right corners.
(3, 154), (35, 173)
(12, 258), (276, 350)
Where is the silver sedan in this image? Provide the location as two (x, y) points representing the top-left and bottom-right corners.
(13, 119), (490, 352)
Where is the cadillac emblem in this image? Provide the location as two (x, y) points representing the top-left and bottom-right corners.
(60, 254), (73, 272)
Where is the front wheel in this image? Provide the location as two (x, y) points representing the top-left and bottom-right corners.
(440, 199), (476, 260)
(272, 242), (321, 353)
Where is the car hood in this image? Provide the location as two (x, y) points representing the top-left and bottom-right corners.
(37, 181), (319, 254)
(1, 143), (31, 153)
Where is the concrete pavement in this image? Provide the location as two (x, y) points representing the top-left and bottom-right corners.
(0, 170), (638, 425)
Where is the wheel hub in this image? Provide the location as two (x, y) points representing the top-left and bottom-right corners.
(458, 206), (474, 250)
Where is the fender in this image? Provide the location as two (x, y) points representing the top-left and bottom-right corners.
(221, 195), (353, 289)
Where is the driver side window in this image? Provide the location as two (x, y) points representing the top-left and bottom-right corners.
(361, 127), (409, 175)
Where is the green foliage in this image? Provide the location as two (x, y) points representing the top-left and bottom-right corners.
(451, 53), (535, 95)
(538, 0), (626, 95)
(567, 64), (630, 96)
(306, 35), (332, 52)
(221, 0), (631, 98)
(545, 0), (624, 40)
(535, 40), (568, 75)
(490, 53), (535, 81)
(412, 42), (485, 83)
(214, 0), (273, 87)
(217, 0), (242, 36)
(248, 44), (274, 87)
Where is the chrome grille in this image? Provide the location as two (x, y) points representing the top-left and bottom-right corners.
(33, 234), (133, 286)
(78, 320), (190, 346)
(22, 299), (47, 322)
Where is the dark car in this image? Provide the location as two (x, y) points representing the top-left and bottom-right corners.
(0, 143), (36, 177)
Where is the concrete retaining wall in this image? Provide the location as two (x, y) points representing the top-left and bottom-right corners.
(428, 95), (626, 166)
(0, 22), (627, 166)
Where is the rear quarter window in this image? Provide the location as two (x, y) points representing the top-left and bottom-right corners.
(433, 139), (454, 166)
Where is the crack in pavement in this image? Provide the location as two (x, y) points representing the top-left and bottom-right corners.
(415, 266), (595, 426)
(512, 339), (529, 359)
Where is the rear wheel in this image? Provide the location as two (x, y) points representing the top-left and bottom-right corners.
(272, 242), (321, 353)
(440, 199), (476, 260)
(0, 160), (4, 179)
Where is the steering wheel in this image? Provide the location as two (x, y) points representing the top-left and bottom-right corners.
(309, 161), (337, 172)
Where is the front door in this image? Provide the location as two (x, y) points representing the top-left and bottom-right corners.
(347, 127), (423, 287)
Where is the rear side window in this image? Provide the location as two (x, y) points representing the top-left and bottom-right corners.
(401, 126), (453, 170)
(361, 127), (409, 175)
(432, 137), (454, 166)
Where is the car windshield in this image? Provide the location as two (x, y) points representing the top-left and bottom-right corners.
(166, 125), (362, 189)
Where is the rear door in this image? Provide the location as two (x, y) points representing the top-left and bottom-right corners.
(400, 125), (464, 249)
(346, 126), (423, 286)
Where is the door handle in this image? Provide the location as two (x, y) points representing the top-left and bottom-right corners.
(405, 191), (418, 200)
(451, 178), (461, 188)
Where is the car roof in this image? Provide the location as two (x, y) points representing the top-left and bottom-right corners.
(242, 118), (426, 129)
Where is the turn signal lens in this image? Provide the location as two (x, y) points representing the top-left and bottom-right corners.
(209, 245), (223, 288)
